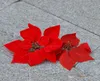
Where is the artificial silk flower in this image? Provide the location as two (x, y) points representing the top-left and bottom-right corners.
(4, 23), (62, 66)
(59, 33), (94, 70)
(4, 24), (94, 71)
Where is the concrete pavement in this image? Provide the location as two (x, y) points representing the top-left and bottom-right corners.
(0, 0), (100, 81)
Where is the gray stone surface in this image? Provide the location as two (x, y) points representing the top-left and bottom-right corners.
(29, 62), (87, 81)
(0, 64), (29, 81)
(0, 1), (100, 81)
(24, 0), (100, 36)
(0, 0), (17, 10)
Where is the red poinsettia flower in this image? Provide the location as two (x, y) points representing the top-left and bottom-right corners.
(4, 23), (62, 66)
(59, 33), (94, 70)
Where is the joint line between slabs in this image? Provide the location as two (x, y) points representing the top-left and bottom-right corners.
(23, 1), (100, 37)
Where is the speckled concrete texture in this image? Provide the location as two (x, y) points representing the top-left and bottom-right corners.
(0, 0), (100, 81)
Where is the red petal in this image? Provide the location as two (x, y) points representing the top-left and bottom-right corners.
(44, 38), (62, 52)
(20, 23), (41, 42)
(45, 52), (56, 63)
(38, 36), (49, 46)
(44, 25), (60, 38)
(69, 47), (94, 62)
(61, 33), (80, 47)
(59, 51), (76, 70)
(56, 49), (63, 60)
(4, 40), (22, 52)
(78, 43), (91, 53)
(28, 49), (45, 66)
(12, 50), (28, 63)
(19, 40), (32, 50)
(56, 53), (62, 60)
(28, 23), (38, 29)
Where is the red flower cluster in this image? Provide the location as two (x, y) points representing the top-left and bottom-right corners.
(4, 24), (94, 70)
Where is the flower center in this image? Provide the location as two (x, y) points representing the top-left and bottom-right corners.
(62, 41), (72, 51)
(29, 42), (41, 52)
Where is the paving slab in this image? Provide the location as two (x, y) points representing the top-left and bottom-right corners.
(29, 62), (86, 81)
(0, 2), (100, 51)
(84, 75), (100, 81)
(24, 0), (100, 36)
(0, 51), (30, 81)
(0, 0), (17, 10)
(0, 64), (29, 81)
(0, 1), (100, 81)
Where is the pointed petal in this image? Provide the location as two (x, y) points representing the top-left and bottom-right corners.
(78, 43), (91, 53)
(59, 51), (76, 70)
(45, 52), (56, 63)
(28, 23), (38, 29)
(44, 25), (60, 38)
(69, 47), (94, 62)
(28, 49), (45, 66)
(61, 33), (80, 47)
(38, 36), (50, 46)
(20, 23), (41, 42)
(44, 38), (62, 52)
(12, 50), (28, 63)
(4, 40), (22, 52)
